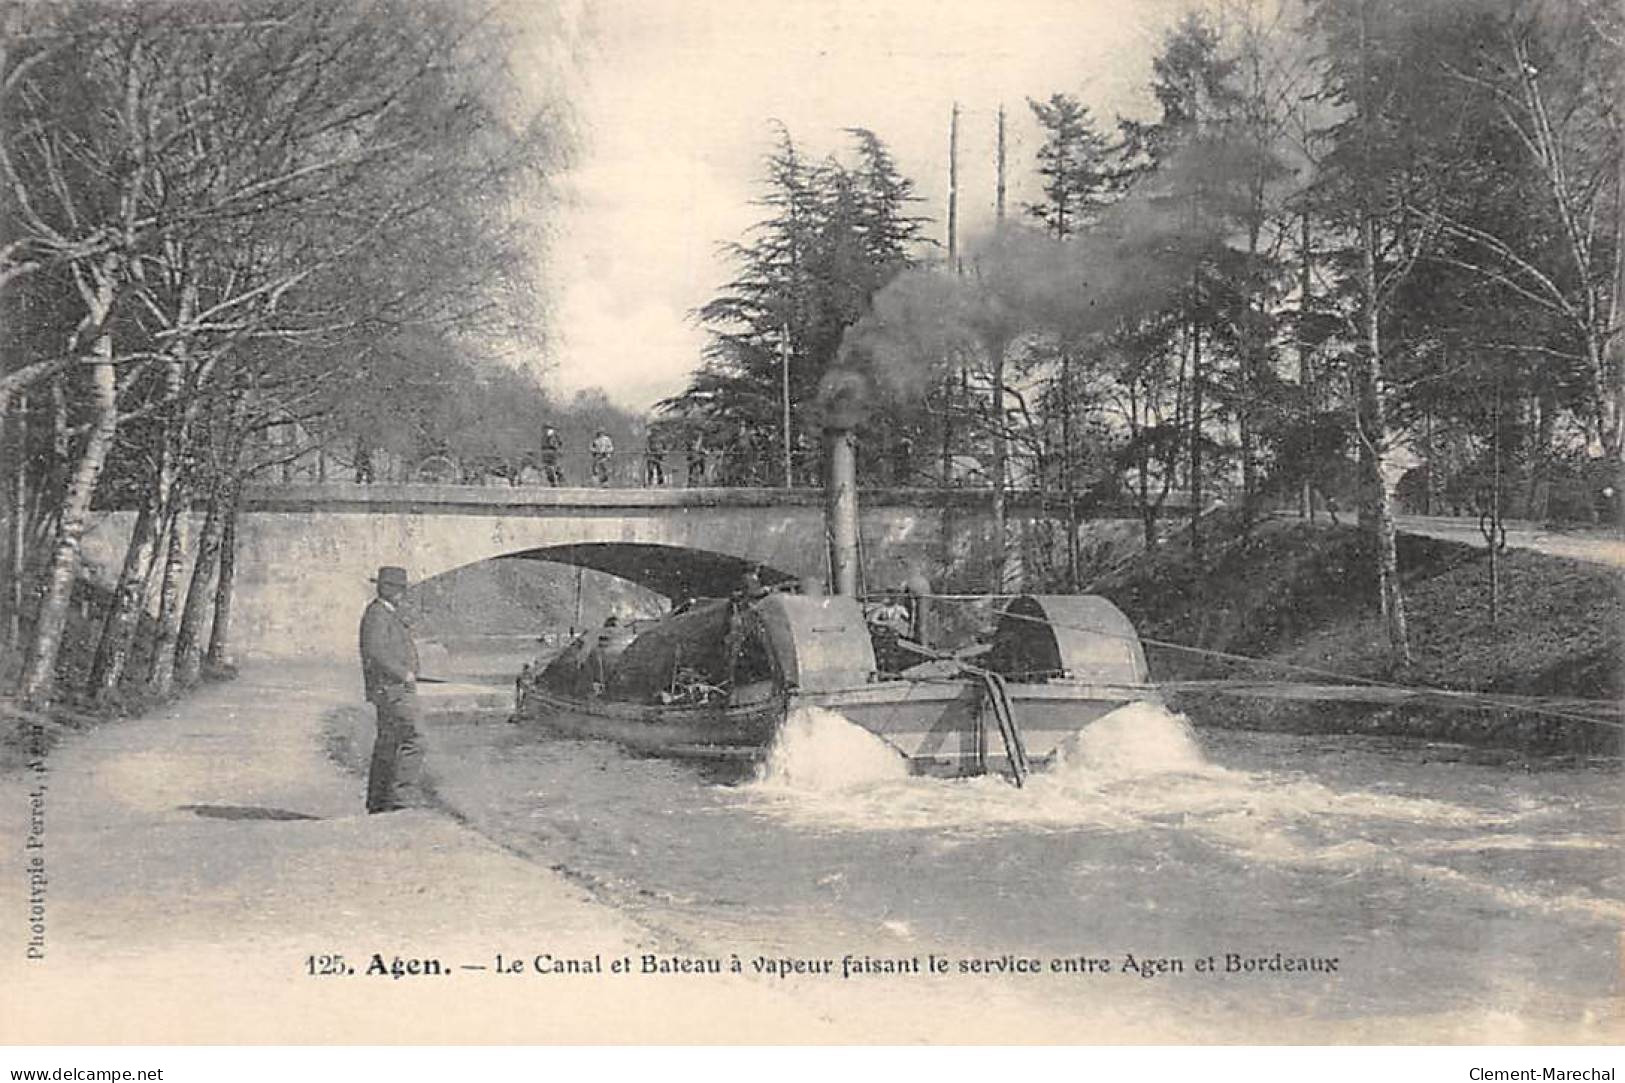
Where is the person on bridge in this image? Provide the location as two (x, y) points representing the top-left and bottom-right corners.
(358, 565), (427, 813)
(643, 426), (667, 487)
(590, 429), (614, 486)
(686, 430), (707, 487)
(540, 424), (565, 486)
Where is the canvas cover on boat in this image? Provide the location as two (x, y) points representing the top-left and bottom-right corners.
(538, 634), (593, 698)
(602, 598), (734, 702)
(988, 595), (1149, 684)
(538, 594), (878, 703)
(538, 618), (642, 698)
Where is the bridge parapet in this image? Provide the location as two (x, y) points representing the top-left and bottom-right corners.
(239, 481), (1195, 515)
(243, 481), (989, 511)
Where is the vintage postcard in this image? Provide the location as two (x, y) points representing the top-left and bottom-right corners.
(1, 0), (1621, 1052)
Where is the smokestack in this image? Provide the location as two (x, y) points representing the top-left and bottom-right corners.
(825, 427), (860, 597)
(814, 367), (870, 598)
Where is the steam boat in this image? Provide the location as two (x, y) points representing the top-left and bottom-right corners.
(514, 590), (1159, 782)
(512, 427), (1161, 783)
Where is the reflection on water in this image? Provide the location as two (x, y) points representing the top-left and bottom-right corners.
(424, 694), (1622, 1034)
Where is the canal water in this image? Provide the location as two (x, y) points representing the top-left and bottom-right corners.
(421, 690), (1622, 1037)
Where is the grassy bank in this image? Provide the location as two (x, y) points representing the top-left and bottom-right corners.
(1093, 513), (1622, 755)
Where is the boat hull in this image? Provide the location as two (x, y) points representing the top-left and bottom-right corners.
(518, 686), (781, 760)
(800, 679), (1160, 777)
(516, 679), (1160, 778)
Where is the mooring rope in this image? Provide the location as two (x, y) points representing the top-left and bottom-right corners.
(912, 593), (1624, 732)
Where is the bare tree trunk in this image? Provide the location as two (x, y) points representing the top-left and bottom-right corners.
(989, 339), (1017, 591)
(205, 481), (239, 671)
(280, 424), (294, 484)
(145, 497), (191, 696)
(1351, 0), (1406, 665)
(1299, 203), (1315, 521)
(1612, 108), (1624, 461)
(172, 479), (226, 689)
(1487, 393), (1504, 625)
(1129, 384), (1156, 550)
(18, 350), (118, 707)
(4, 392), (26, 652)
(177, 392), (253, 684)
(1355, 369), (1379, 534)
(1359, 214), (1412, 665)
(125, 511), (170, 674)
(1528, 389), (1555, 521)
(49, 378), (69, 507)
(89, 417), (183, 700)
(1423, 409), (1438, 516)
(87, 499), (157, 702)
(1188, 297), (1204, 560)
(1237, 267), (1265, 525)
(1239, 391), (1256, 522)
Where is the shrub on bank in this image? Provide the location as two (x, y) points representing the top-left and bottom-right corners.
(1094, 514), (1621, 755)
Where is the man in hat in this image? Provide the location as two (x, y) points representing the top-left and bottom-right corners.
(358, 565), (425, 813)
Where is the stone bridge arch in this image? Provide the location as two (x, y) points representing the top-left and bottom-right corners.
(77, 483), (1149, 660)
(221, 495), (845, 657)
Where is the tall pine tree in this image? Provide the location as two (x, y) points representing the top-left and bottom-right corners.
(665, 127), (927, 485)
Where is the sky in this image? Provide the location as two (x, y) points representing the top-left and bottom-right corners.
(535, 0), (1194, 413)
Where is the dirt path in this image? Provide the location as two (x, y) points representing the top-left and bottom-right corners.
(0, 665), (890, 1043)
(1393, 515), (1625, 567)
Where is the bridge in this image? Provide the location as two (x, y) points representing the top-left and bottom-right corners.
(81, 482), (1154, 659)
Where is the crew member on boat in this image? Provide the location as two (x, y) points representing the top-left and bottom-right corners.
(588, 614), (637, 693)
(903, 573), (934, 647)
(866, 589), (912, 672)
(723, 569), (771, 688)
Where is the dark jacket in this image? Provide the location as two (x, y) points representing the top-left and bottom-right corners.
(359, 597), (419, 701)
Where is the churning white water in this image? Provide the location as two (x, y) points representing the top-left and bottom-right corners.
(753, 700), (1210, 801)
(1056, 701), (1209, 776)
(421, 675), (1623, 1037)
(753, 705), (911, 790)
(736, 699), (1227, 836)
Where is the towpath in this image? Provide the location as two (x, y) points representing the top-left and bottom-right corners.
(0, 665), (882, 1043)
